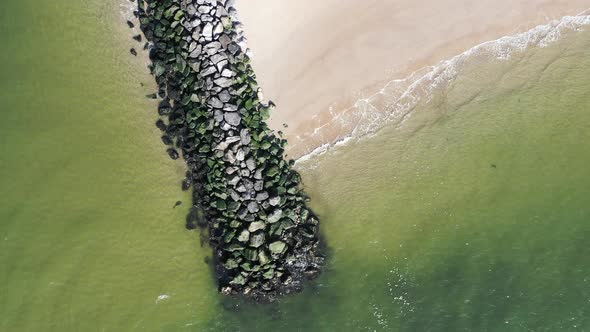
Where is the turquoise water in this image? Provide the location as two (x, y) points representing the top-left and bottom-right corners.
(1, 0), (589, 331)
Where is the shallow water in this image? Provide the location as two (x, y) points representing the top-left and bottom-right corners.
(1, 1), (589, 331)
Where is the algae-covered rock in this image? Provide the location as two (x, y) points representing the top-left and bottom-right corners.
(269, 241), (286, 255)
(249, 232), (265, 248)
(230, 274), (246, 285)
(237, 229), (250, 242)
(267, 209), (282, 224)
(248, 221), (265, 232)
(244, 248), (258, 261)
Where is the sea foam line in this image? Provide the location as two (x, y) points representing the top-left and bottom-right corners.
(294, 11), (590, 167)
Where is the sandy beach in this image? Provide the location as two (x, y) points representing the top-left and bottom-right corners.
(235, 0), (590, 157)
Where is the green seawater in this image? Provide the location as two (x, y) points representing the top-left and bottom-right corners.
(1, 1), (589, 331)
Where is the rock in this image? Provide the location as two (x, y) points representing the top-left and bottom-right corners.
(161, 135), (173, 145)
(267, 209), (282, 223)
(255, 191), (269, 202)
(214, 109), (224, 123)
(244, 248), (258, 261)
(247, 201), (259, 213)
(248, 221), (266, 232)
(224, 258), (238, 269)
(254, 169), (263, 180)
(133, 34), (142, 42)
(223, 103), (238, 112)
(205, 41), (221, 55)
(229, 190), (241, 202)
(210, 53), (227, 65)
(213, 23), (224, 36)
(200, 66), (217, 77)
(230, 274), (246, 286)
(221, 69), (234, 77)
(269, 196), (281, 206)
(182, 178), (191, 191)
(126, 20), (134, 28)
(198, 5), (211, 14)
(258, 251), (270, 265)
(237, 229), (250, 242)
(227, 42), (240, 55)
(219, 34), (231, 48)
(254, 180), (263, 191)
(208, 97), (224, 108)
(155, 119), (167, 131)
(240, 129), (251, 145)
(167, 148), (179, 160)
(245, 158), (256, 171)
(214, 77), (233, 88)
(269, 241), (286, 255)
(243, 179), (254, 190)
(228, 175), (240, 186)
(189, 44), (202, 58)
(130, 48), (138, 56)
(249, 232), (265, 248)
(202, 23), (214, 40)
(225, 136), (241, 144)
(219, 89), (232, 102)
(236, 149), (245, 161)
(224, 112), (241, 126)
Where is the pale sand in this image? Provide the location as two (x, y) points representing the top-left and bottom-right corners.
(235, 0), (590, 158)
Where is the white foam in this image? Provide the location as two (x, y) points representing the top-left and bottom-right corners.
(295, 11), (590, 167)
(155, 294), (170, 303)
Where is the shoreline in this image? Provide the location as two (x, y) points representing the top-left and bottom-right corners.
(236, 1), (590, 159)
(293, 12), (590, 165)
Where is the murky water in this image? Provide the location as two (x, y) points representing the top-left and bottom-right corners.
(1, 1), (589, 331)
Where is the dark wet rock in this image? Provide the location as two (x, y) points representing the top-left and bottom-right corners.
(155, 119), (167, 131)
(249, 232), (265, 248)
(130, 48), (138, 56)
(182, 178), (191, 191)
(161, 135), (173, 146)
(133, 34), (142, 42)
(126, 20), (134, 28)
(167, 148), (179, 160)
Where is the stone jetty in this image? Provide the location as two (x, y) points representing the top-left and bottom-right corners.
(134, 0), (323, 300)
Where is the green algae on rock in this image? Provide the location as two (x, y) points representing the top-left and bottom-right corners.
(135, 0), (323, 299)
